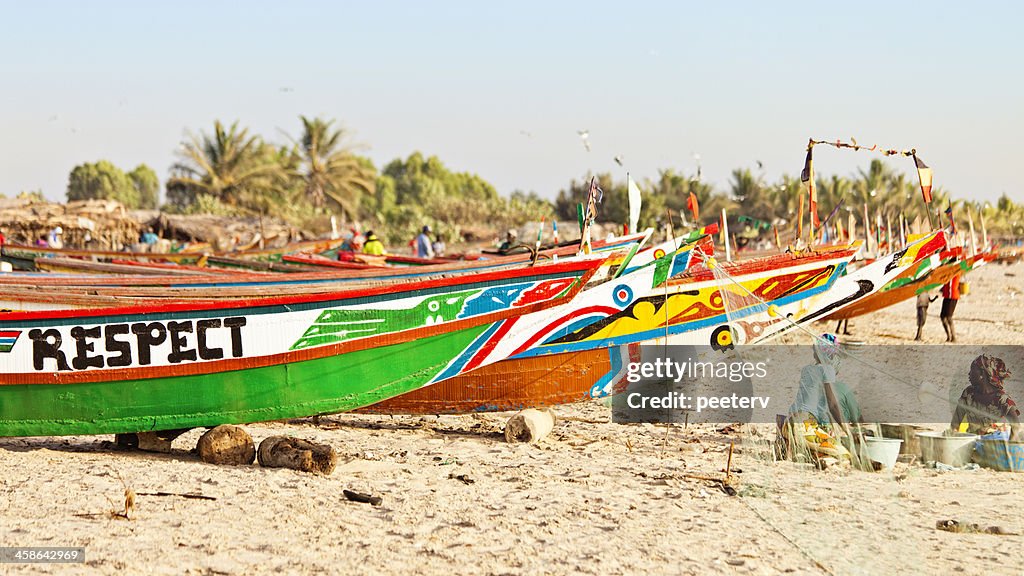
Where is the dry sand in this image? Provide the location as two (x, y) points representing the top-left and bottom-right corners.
(1, 261), (1022, 575)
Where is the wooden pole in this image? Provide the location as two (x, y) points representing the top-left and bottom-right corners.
(863, 203), (871, 254)
(721, 208), (731, 262)
(981, 210), (989, 250)
(797, 194), (805, 245)
(967, 208), (978, 257)
(875, 208), (883, 253)
(726, 442), (735, 482)
(885, 213), (892, 252)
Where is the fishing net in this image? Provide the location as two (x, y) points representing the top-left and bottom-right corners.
(673, 251), (1024, 574)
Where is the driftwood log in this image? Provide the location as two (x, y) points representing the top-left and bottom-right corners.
(197, 425), (256, 465)
(504, 408), (556, 444)
(257, 436), (336, 475)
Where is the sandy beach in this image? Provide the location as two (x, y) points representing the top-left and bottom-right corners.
(2, 261), (1022, 575)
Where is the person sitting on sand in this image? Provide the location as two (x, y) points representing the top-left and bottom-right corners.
(781, 333), (863, 462)
(362, 231), (385, 256)
(498, 229), (518, 253)
(951, 354), (1022, 439)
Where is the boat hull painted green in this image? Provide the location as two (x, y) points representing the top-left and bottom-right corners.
(0, 325), (488, 436)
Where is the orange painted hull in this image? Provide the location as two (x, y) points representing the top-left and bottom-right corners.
(825, 260), (963, 320)
(358, 348), (622, 414)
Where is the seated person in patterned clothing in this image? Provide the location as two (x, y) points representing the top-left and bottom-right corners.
(951, 354), (1022, 440)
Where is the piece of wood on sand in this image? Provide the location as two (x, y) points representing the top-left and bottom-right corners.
(504, 408), (556, 444)
(258, 436), (337, 475)
(197, 425), (256, 465)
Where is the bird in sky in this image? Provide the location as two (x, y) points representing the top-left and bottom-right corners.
(577, 130), (590, 152)
(614, 155), (624, 167)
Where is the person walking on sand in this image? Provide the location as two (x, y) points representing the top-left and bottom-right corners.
(415, 225), (434, 258)
(914, 289), (939, 341)
(940, 273), (961, 342)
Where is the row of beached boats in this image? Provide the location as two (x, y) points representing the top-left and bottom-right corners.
(0, 222), (991, 437)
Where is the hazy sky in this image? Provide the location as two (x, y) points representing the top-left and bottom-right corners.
(2, 1), (1021, 205)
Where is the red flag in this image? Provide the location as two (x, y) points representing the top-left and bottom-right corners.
(686, 192), (700, 222)
(914, 154), (933, 204)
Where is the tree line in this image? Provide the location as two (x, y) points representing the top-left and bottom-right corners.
(56, 117), (1024, 243)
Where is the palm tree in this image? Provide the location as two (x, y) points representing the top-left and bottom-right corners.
(731, 168), (774, 222)
(167, 120), (289, 212)
(645, 168), (733, 227)
(296, 116), (376, 220)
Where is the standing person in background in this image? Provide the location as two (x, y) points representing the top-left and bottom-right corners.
(415, 225), (434, 258)
(940, 273), (961, 343)
(0, 228), (6, 249)
(914, 289), (939, 341)
(47, 226), (64, 249)
(432, 233), (446, 258)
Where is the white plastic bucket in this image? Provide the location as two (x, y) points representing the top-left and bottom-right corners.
(917, 431), (979, 467)
(864, 437), (902, 470)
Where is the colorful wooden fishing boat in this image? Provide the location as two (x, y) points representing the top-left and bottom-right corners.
(363, 346), (638, 414)
(363, 243), (856, 414)
(366, 232), (947, 415)
(33, 257), (222, 276)
(693, 230), (947, 345)
(0, 257), (605, 436)
(823, 246), (972, 320)
(205, 255), (325, 273)
(0, 237), (346, 271)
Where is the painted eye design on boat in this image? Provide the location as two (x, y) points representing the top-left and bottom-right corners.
(612, 285), (633, 307)
(653, 249), (666, 259)
(710, 325), (737, 351)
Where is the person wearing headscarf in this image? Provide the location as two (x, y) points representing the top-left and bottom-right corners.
(782, 334), (863, 462)
(951, 354), (1021, 438)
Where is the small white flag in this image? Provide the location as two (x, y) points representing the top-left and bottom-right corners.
(627, 175), (642, 234)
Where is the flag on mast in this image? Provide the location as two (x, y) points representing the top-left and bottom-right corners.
(801, 146), (819, 227)
(686, 192), (700, 222)
(627, 174), (642, 235)
(913, 153), (933, 204)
